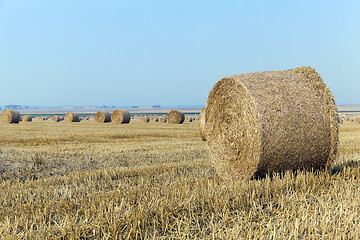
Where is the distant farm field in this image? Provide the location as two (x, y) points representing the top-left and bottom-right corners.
(0, 119), (360, 239)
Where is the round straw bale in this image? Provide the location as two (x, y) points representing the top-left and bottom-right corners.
(159, 116), (167, 123)
(355, 118), (360, 124)
(167, 110), (185, 124)
(95, 111), (111, 123)
(111, 109), (130, 124)
(140, 116), (150, 122)
(205, 66), (339, 181)
(199, 108), (206, 141)
(151, 117), (159, 122)
(51, 116), (62, 122)
(1, 110), (20, 124)
(65, 112), (80, 122)
(22, 115), (32, 122)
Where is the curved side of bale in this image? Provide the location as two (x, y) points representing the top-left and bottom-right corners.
(199, 108), (206, 141)
(167, 110), (185, 124)
(65, 112), (80, 122)
(1, 110), (20, 124)
(22, 115), (32, 122)
(140, 116), (150, 122)
(95, 111), (111, 123)
(159, 116), (167, 123)
(354, 118), (360, 124)
(111, 110), (130, 124)
(205, 66), (339, 181)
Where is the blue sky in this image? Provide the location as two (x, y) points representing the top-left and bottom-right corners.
(0, 0), (359, 106)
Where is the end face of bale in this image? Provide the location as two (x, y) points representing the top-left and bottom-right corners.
(1, 110), (20, 124)
(65, 112), (80, 122)
(111, 110), (130, 124)
(199, 108), (206, 141)
(206, 78), (261, 181)
(167, 110), (185, 124)
(95, 111), (111, 123)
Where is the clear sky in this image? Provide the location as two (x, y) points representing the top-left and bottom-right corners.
(0, 0), (359, 107)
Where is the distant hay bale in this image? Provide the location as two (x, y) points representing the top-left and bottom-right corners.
(65, 112), (80, 122)
(151, 117), (159, 122)
(167, 110), (185, 124)
(205, 66), (339, 181)
(51, 116), (63, 122)
(355, 118), (360, 124)
(199, 108), (206, 141)
(140, 116), (150, 122)
(1, 110), (20, 124)
(22, 115), (32, 122)
(95, 111), (111, 123)
(111, 110), (131, 124)
(185, 117), (193, 122)
(159, 116), (167, 123)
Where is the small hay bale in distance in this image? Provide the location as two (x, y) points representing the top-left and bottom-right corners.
(22, 115), (32, 122)
(95, 111), (111, 123)
(199, 108), (206, 141)
(151, 116), (159, 122)
(205, 66), (339, 181)
(51, 116), (63, 122)
(111, 109), (131, 124)
(159, 116), (167, 123)
(355, 118), (360, 124)
(1, 110), (20, 124)
(64, 112), (80, 122)
(167, 110), (185, 124)
(140, 116), (150, 122)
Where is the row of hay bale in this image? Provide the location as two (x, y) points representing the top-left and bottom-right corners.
(338, 114), (360, 123)
(200, 66), (341, 181)
(0, 109), (199, 125)
(94, 110), (131, 124)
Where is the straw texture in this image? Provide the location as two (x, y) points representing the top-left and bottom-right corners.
(205, 66), (339, 181)
(167, 110), (185, 124)
(95, 111), (111, 123)
(64, 112), (80, 122)
(199, 108), (206, 141)
(1, 110), (20, 124)
(111, 110), (130, 124)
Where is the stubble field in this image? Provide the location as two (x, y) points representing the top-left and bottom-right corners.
(0, 119), (360, 239)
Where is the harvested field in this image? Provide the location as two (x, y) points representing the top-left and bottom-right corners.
(0, 120), (359, 239)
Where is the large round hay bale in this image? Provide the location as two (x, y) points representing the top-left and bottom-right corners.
(111, 110), (130, 124)
(205, 66), (339, 181)
(95, 111), (111, 123)
(1, 110), (20, 124)
(354, 118), (360, 124)
(159, 116), (167, 123)
(199, 108), (206, 141)
(64, 112), (80, 122)
(140, 116), (150, 122)
(22, 115), (32, 122)
(167, 110), (185, 124)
